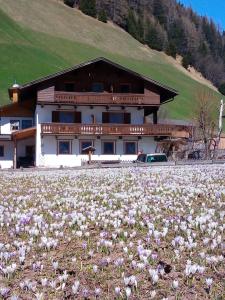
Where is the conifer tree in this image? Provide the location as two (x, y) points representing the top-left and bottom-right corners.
(80, 0), (96, 18)
(146, 22), (165, 51)
(126, 10), (139, 40)
(153, 0), (167, 27)
(166, 42), (177, 58)
(98, 9), (107, 23)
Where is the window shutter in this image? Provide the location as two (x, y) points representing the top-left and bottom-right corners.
(102, 112), (109, 123)
(52, 111), (59, 122)
(74, 111), (81, 123)
(124, 113), (131, 124)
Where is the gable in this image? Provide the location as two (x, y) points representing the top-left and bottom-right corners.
(8, 57), (178, 103)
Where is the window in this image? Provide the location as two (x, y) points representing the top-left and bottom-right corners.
(0, 146), (4, 157)
(147, 154), (167, 163)
(102, 112), (131, 124)
(58, 140), (72, 155)
(109, 112), (124, 124)
(120, 84), (130, 93)
(59, 111), (75, 123)
(102, 141), (115, 154)
(137, 154), (146, 162)
(52, 111), (81, 123)
(22, 120), (33, 130)
(92, 83), (104, 93)
(65, 83), (75, 92)
(124, 141), (137, 155)
(10, 120), (20, 131)
(80, 140), (94, 154)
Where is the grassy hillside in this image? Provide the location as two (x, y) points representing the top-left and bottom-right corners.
(0, 0), (221, 120)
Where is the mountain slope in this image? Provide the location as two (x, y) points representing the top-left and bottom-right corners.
(0, 0), (221, 120)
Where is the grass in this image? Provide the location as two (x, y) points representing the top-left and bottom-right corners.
(0, 1), (222, 120)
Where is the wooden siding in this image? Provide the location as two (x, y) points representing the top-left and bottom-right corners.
(37, 86), (55, 103)
(41, 123), (190, 138)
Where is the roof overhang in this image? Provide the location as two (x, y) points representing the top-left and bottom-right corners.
(12, 127), (36, 141)
(8, 57), (178, 103)
(0, 102), (34, 117)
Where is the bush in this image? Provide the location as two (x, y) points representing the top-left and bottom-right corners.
(98, 9), (107, 23)
(63, 0), (75, 8)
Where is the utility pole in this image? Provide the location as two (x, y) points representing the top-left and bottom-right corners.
(214, 99), (224, 157)
(218, 99), (224, 137)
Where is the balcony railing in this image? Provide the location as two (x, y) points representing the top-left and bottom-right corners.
(41, 123), (190, 138)
(52, 91), (160, 106)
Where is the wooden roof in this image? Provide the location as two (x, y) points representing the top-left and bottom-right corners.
(0, 101), (34, 117)
(8, 57), (178, 103)
(12, 127), (36, 141)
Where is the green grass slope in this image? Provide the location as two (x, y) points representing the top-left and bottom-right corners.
(0, 1), (221, 120)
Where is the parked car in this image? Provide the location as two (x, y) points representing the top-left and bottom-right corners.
(135, 153), (168, 163)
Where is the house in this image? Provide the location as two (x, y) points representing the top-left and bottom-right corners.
(0, 57), (191, 169)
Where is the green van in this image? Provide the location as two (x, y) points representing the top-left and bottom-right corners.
(136, 153), (168, 163)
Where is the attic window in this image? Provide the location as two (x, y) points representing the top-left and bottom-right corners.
(65, 83), (75, 92)
(120, 84), (131, 93)
(92, 83), (104, 93)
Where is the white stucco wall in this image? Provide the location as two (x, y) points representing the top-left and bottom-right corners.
(35, 104), (157, 168)
(0, 138), (35, 169)
(0, 117), (34, 134)
(37, 135), (157, 168)
(36, 104), (144, 124)
(0, 141), (13, 169)
(35, 104), (146, 167)
(0, 105), (157, 168)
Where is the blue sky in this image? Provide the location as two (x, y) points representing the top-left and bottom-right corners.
(179, 0), (225, 30)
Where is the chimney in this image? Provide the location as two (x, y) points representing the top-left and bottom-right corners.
(11, 82), (20, 103)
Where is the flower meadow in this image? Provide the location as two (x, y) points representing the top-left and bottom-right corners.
(0, 165), (224, 300)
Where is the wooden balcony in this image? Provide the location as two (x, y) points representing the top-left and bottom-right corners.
(41, 123), (190, 138)
(52, 91), (160, 106)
